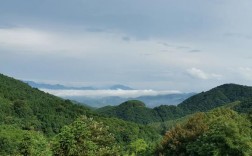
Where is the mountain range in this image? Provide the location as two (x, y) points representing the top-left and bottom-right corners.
(63, 93), (194, 108)
(24, 80), (194, 108)
(96, 83), (252, 124)
(24, 81), (133, 90)
(1, 73), (252, 155)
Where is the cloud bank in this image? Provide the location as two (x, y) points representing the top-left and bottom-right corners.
(41, 89), (181, 98)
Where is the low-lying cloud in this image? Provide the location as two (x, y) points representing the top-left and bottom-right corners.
(41, 89), (181, 98)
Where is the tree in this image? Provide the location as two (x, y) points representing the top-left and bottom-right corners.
(52, 116), (119, 156)
(158, 113), (208, 155)
(158, 108), (252, 156)
(187, 108), (252, 156)
(130, 139), (148, 155)
(18, 131), (51, 156)
(0, 125), (51, 156)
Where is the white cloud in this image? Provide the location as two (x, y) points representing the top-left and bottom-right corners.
(187, 68), (208, 79)
(187, 68), (222, 80)
(41, 89), (181, 98)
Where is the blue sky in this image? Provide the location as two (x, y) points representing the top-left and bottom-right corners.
(1, 0), (252, 92)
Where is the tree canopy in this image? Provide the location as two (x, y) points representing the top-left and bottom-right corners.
(158, 108), (252, 156)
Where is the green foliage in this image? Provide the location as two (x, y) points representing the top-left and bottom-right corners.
(51, 115), (161, 156)
(153, 105), (184, 121)
(234, 98), (252, 113)
(178, 83), (252, 114)
(89, 114), (161, 155)
(0, 73), (161, 155)
(159, 113), (208, 155)
(96, 101), (184, 124)
(188, 109), (252, 156)
(18, 132), (52, 156)
(0, 73), (93, 136)
(52, 116), (119, 156)
(158, 108), (252, 156)
(97, 84), (252, 125)
(130, 139), (148, 155)
(1, 73), (252, 156)
(95, 117), (161, 145)
(148, 115), (192, 135)
(96, 100), (162, 124)
(13, 100), (33, 118)
(0, 125), (51, 156)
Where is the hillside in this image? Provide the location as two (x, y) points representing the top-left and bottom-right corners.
(1, 73), (252, 155)
(0, 74), (95, 136)
(97, 83), (252, 124)
(96, 100), (161, 124)
(233, 98), (252, 113)
(0, 73), (162, 155)
(178, 83), (252, 113)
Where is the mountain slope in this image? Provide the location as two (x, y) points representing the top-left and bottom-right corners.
(70, 93), (194, 108)
(0, 73), (161, 145)
(0, 74), (93, 136)
(178, 83), (252, 114)
(233, 98), (252, 113)
(96, 100), (162, 124)
(97, 84), (252, 124)
(96, 100), (185, 124)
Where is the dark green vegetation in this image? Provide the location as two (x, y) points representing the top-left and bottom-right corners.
(96, 100), (161, 124)
(233, 98), (252, 113)
(97, 84), (252, 125)
(0, 73), (252, 155)
(0, 74), (160, 155)
(178, 83), (252, 113)
(0, 73), (93, 136)
(96, 101), (185, 124)
(157, 108), (252, 155)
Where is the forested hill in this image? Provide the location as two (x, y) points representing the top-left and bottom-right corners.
(0, 73), (160, 135)
(0, 73), (162, 155)
(97, 83), (252, 124)
(1, 73), (252, 155)
(96, 100), (162, 124)
(0, 73), (93, 136)
(178, 83), (252, 113)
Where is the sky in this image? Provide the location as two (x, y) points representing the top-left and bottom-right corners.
(1, 0), (252, 92)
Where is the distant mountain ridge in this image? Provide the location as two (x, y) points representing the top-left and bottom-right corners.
(24, 80), (133, 90)
(68, 93), (195, 108)
(24, 81), (96, 90)
(25, 80), (193, 108)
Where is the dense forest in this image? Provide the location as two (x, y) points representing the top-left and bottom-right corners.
(96, 83), (252, 124)
(0, 73), (252, 155)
